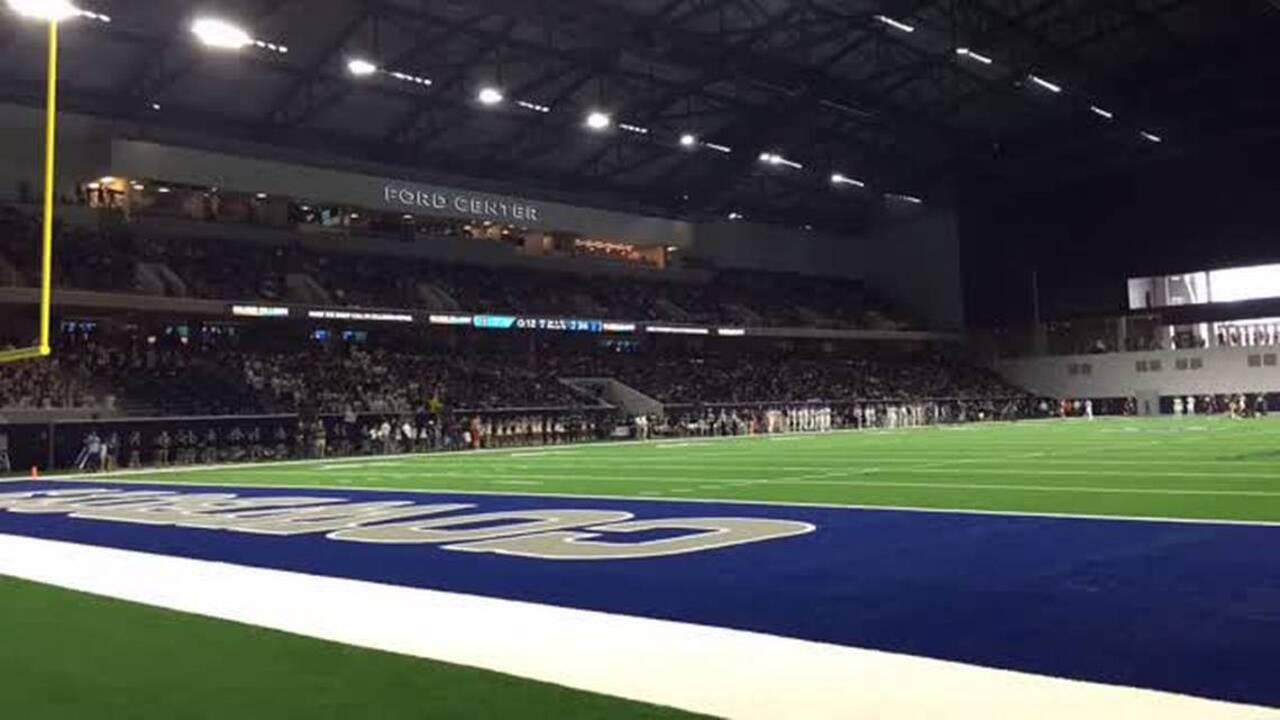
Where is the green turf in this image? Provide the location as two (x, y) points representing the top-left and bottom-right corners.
(8, 416), (1279, 718)
(0, 576), (706, 720)
(86, 416), (1280, 523)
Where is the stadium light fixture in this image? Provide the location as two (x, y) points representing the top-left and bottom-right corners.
(1028, 74), (1062, 93)
(704, 142), (731, 154)
(955, 47), (993, 65)
(831, 173), (866, 188)
(887, 193), (924, 205)
(387, 70), (431, 86)
(1090, 105), (1114, 120)
(477, 87), (504, 105)
(585, 111), (611, 130)
(1140, 130), (1163, 144)
(874, 15), (915, 33)
(516, 99), (550, 113)
(727, 212), (743, 220)
(7, 0), (80, 22)
(346, 58), (378, 77)
(191, 17), (253, 50)
(759, 152), (803, 170)
(157, 187), (171, 193)
(679, 133), (697, 148)
(191, 17), (286, 54)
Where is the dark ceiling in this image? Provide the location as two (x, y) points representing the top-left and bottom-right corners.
(1, 0), (1278, 233)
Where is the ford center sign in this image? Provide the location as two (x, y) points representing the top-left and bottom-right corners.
(383, 184), (541, 222)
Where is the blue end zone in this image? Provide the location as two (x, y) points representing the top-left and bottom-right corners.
(2, 480), (1278, 707)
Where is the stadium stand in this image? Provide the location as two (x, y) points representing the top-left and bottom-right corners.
(0, 203), (906, 330)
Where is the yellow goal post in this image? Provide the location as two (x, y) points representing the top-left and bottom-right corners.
(2, 20), (59, 365)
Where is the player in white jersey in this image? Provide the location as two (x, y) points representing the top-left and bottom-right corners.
(1173, 397), (1184, 416)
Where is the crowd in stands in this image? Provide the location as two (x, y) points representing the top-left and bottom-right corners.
(0, 354), (103, 410)
(0, 335), (589, 416)
(0, 204), (906, 330)
(1217, 323), (1280, 348)
(0, 206), (135, 293)
(1046, 318), (1280, 356)
(553, 352), (1024, 405)
(3, 331), (1021, 417)
(242, 348), (584, 414)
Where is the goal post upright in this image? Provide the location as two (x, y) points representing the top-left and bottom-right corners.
(2, 18), (58, 365)
(38, 18), (58, 357)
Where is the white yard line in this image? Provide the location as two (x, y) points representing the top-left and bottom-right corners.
(0, 535), (1273, 720)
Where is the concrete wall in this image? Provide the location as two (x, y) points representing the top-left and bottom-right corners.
(998, 346), (1280, 398)
(690, 221), (870, 278)
(0, 105), (111, 202)
(866, 212), (965, 331)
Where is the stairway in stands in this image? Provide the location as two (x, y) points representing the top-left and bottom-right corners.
(559, 377), (660, 417)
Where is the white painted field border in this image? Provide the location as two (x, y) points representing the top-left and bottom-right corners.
(1, 535), (1274, 720)
(222, 467), (1280, 494)
(16, 475), (1280, 528)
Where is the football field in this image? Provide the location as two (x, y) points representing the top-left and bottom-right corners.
(78, 415), (1280, 523)
(3, 417), (1280, 719)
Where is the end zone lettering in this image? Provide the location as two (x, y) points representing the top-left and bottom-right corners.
(0, 489), (813, 561)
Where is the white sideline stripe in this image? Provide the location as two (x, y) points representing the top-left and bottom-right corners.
(19, 475), (1280, 528)
(1, 535), (1275, 720)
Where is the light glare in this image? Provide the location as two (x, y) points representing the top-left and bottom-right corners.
(7, 0), (80, 22)
(585, 111), (611, 130)
(347, 58), (378, 77)
(191, 17), (254, 50)
(831, 173), (866, 188)
(477, 87), (504, 105)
